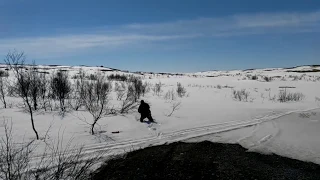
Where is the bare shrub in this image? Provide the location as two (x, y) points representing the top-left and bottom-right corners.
(0, 70), (9, 77)
(10, 65), (41, 109)
(165, 101), (181, 117)
(116, 90), (126, 101)
(0, 76), (8, 108)
(116, 80), (141, 114)
(46, 88), (56, 111)
(29, 64), (42, 111)
(83, 74), (112, 135)
(232, 89), (250, 102)
(128, 77), (144, 102)
(152, 82), (162, 96)
(86, 74), (97, 81)
(30, 132), (105, 180)
(164, 89), (176, 101)
(120, 77), (145, 102)
(126, 83), (135, 100)
(108, 74), (128, 81)
(4, 51), (39, 139)
(141, 82), (151, 97)
(265, 88), (276, 101)
(278, 89), (305, 102)
(264, 76), (272, 82)
(176, 82), (186, 97)
(118, 89), (138, 114)
(10, 63), (44, 111)
(50, 70), (71, 112)
(251, 75), (258, 80)
(69, 69), (86, 111)
(38, 74), (50, 111)
(281, 77), (287, 81)
(0, 119), (35, 180)
(293, 76), (299, 81)
(114, 82), (126, 101)
(6, 85), (16, 97)
(0, 120), (105, 180)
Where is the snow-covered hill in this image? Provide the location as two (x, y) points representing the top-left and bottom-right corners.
(193, 65), (320, 79)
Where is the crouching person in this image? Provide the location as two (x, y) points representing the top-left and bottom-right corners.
(138, 100), (154, 123)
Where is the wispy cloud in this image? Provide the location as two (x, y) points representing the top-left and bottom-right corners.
(126, 10), (320, 35)
(234, 11), (320, 28)
(0, 34), (199, 58)
(0, 10), (319, 58)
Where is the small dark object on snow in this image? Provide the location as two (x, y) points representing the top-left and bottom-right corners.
(138, 100), (154, 123)
(112, 131), (120, 134)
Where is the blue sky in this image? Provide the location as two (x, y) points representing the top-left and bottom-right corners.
(0, 0), (319, 72)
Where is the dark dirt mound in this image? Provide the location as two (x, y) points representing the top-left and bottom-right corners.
(92, 141), (320, 180)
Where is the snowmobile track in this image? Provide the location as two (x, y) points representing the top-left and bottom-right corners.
(30, 107), (320, 162)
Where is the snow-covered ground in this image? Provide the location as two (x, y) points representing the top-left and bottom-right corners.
(1, 64), (320, 167)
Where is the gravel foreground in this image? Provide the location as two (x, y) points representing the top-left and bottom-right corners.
(92, 141), (320, 180)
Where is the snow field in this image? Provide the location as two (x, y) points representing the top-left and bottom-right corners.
(0, 64), (320, 169)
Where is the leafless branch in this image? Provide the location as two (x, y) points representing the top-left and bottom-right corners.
(166, 101), (182, 117)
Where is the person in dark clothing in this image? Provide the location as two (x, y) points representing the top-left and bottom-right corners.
(138, 100), (154, 122)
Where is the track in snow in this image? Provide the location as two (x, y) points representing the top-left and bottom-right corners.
(30, 107), (320, 164)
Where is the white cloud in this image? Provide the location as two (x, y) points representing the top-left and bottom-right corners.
(126, 10), (320, 35)
(234, 11), (320, 28)
(0, 34), (198, 58)
(0, 10), (319, 58)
